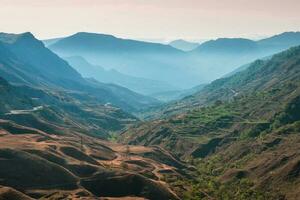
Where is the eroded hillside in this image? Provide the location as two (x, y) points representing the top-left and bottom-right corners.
(0, 120), (185, 200)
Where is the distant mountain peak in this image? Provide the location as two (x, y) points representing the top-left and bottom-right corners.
(194, 37), (258, 54)
(171, 39), (190, 43)
(205, 37), (255, 44)
(0, 32), (35, 44)
(72, 32), (117, 39)
(169, 39), (199, 51)
(0, 32), (43, 49)
(258, 31), (300, 46)
(271, 31), (300, 37)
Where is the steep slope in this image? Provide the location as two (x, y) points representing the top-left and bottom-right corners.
(65, 56), (178, 95)
(48, 32), (200, 88)
(120, 46), (300, 199)
(169, 39), (199, 51)
(0, 32), (159, 112)
(0, 32), (82, 87)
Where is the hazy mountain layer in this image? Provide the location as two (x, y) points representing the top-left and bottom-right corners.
(0, 32), (160, 112)
(65, 56), (178, 95)
(48, 32), (300, 92)
(189, 31), (300, 81)
(169, 39), (199, 51)
(48, 32), (201, 89)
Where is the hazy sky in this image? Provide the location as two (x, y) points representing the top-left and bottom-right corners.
(1, 0), (299, 41)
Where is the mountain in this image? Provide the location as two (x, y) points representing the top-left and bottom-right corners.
(0, 32), (160, 112)
(48, 32), (300, 89)
(258, 31), (300, 50)
(120, 46), (300, 199)
(0, 76), (183, 200)
(189, 38), (262, 81)
(189, 32), (300, 81)
(222, 54), (273, 78)
(65, 56), (178, 95)
(195, 38), (258, 54)
(169, 39), (199, 51)
(0, 32), (82, 88)
(48, 32), (200, 89)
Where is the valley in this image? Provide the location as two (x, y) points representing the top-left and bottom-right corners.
(1, 0), (300, 199)
(0, 31), (299, 200)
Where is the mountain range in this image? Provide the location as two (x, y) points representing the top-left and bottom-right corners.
(189, 31), (300, 81)
(0, 32), (159, 112)
(47, 32), (201, 89)
(0, 30), (299, 200)
(47, 31), (300, 94)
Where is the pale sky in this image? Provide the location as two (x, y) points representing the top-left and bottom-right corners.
(1, 0), (300, 41)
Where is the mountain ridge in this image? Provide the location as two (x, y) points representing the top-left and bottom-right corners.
(0, 32), (160, 112)
(48, 32), (201, 89)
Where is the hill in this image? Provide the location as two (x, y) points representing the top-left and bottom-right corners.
(0, 32), (159, 112)
(120, 46), (300, 199)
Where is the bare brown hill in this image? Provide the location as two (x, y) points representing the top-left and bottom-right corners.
(0, 120), (183, 200)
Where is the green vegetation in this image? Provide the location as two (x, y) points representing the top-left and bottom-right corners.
(121, 46), (300, 199)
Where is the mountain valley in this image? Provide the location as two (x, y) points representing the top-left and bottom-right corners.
(0, 31), (299, 200)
